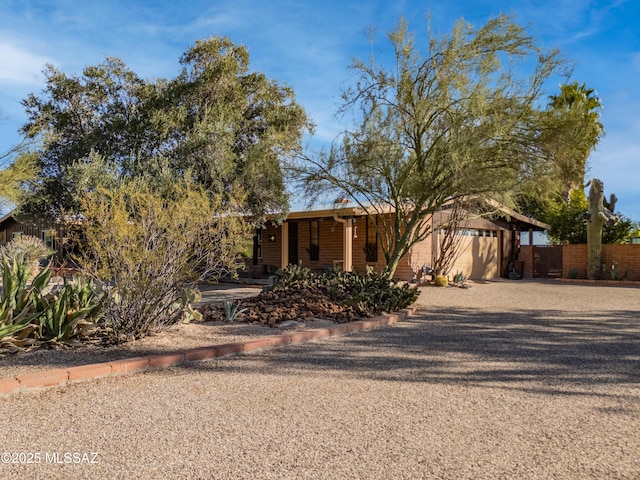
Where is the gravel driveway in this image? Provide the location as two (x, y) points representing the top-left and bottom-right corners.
(1, 280), (638, 479)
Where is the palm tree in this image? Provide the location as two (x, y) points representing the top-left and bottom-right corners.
(548, 82), (604, 196)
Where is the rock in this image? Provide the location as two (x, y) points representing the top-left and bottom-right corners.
(278, 320), (304, 329)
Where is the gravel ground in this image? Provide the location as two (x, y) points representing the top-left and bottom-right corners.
(1, 279), (639, 479)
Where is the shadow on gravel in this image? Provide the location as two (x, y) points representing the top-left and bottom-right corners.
(178, 307), (640, 398)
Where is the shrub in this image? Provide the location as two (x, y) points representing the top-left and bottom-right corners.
(277, 265), (419, 315)
(434, 274), (449, 287)
(567, 268), (581, 279)
(77, 178), (250, 342)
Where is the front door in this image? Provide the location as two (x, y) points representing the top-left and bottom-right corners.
(288, 222), (298, 265)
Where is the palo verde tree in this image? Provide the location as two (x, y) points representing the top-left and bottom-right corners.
(290, 15), (576, 279)
(19, 37), (311, 224)
(0, 109), (38, 209)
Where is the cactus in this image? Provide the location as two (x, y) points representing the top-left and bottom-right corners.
(578, 179), (620, 279)
(434, 274), (449, 287)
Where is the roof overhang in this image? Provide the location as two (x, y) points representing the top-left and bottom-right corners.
(272, 199), (550, 232)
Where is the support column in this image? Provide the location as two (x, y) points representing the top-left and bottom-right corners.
(281, 222), (289, 269)
(344, 219), (353, 272)
(529, 228), (535, 278)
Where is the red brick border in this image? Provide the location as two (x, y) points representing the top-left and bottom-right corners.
(0, 308), (415, 396)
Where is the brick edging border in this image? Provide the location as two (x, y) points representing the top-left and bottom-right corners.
(0, 307), (415, 396)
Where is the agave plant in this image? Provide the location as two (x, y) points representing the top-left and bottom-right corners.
(34, 277), (104, 343)
(0, 258), (52, 344)
(223, 299), (248, 323)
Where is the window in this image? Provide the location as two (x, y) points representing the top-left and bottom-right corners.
(42, 229), (56, 250)
(308, 220), (320, 261)
(12, 231), (23, 240)
(365, 215), (378, 262)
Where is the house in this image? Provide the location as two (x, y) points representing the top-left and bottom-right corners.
(249, 201), (549, 281)
(0, 210), (69, 258)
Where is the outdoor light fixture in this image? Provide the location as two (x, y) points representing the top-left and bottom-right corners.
(268, 234), (276, 242)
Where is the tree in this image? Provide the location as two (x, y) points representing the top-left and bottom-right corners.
(0, 108), (38, 209)
(290, 15), (574, 279)
(547, 82), (604, 195)
(545, 188), (632, 245)
(19, 38), (311, 223)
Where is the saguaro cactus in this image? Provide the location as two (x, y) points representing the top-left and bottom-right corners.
(578, 179), (619, 279)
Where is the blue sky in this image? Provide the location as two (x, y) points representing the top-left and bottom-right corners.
(1, 0), (638, 220)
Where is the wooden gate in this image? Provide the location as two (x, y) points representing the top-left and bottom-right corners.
(533, 245), (563, 278)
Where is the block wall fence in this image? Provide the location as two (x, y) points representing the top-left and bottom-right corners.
(519, 244), (640, 280)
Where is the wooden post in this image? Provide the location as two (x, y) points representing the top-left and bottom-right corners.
(280, 222), (289, 269)
(344, 219), (353, 272)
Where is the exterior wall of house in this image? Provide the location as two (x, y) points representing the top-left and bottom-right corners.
(0, 216), (67, 258)
(256, 212), (516, 281)
(258, 219), (347, 274)
(445, 229), (500, 279)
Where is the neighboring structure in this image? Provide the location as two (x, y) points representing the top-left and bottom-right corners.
(0, 210), (68, 258)
(249, 202), (549, 281)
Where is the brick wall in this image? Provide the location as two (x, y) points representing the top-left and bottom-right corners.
(519, 244), (640, 280)
(519, 245), (534, 278)
(563, 244), (640, 280)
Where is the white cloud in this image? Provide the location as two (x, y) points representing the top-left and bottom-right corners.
(0, 40), (51, 86)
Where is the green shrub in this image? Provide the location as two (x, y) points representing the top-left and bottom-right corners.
(567, 268), (581, 279)
(323, 266), (418, 315)
(434, 274), (448, 287)
(274, 264), (419, 316)
(77, 178), (249, 342)
(33, 277), (103, 343)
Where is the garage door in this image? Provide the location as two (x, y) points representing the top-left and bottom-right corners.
(449, 229), (500, 279)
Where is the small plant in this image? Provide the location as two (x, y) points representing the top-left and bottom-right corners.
(610, 262), (628, 281)
(170, 288), (203, 323)
(0, 258), (104, 347)
(452, 271), (469, 288)
(275, 261), (317, 290)
(567, 268), (581, 279)
(223, 299), (248, 323)
(433, 274), (448, 287)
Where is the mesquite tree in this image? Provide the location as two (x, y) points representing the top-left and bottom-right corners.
(19, 38), (310, 224)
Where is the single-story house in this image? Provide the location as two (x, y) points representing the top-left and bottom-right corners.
(0, 210), (69, 258)
(249, 201), (549, 281)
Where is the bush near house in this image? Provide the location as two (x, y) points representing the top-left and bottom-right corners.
(199, 263), (420, 326)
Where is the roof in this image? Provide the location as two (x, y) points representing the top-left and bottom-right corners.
(277, 199), (550, 232)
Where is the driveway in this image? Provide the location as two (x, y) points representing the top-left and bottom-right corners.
(1, 280), (638, 479)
